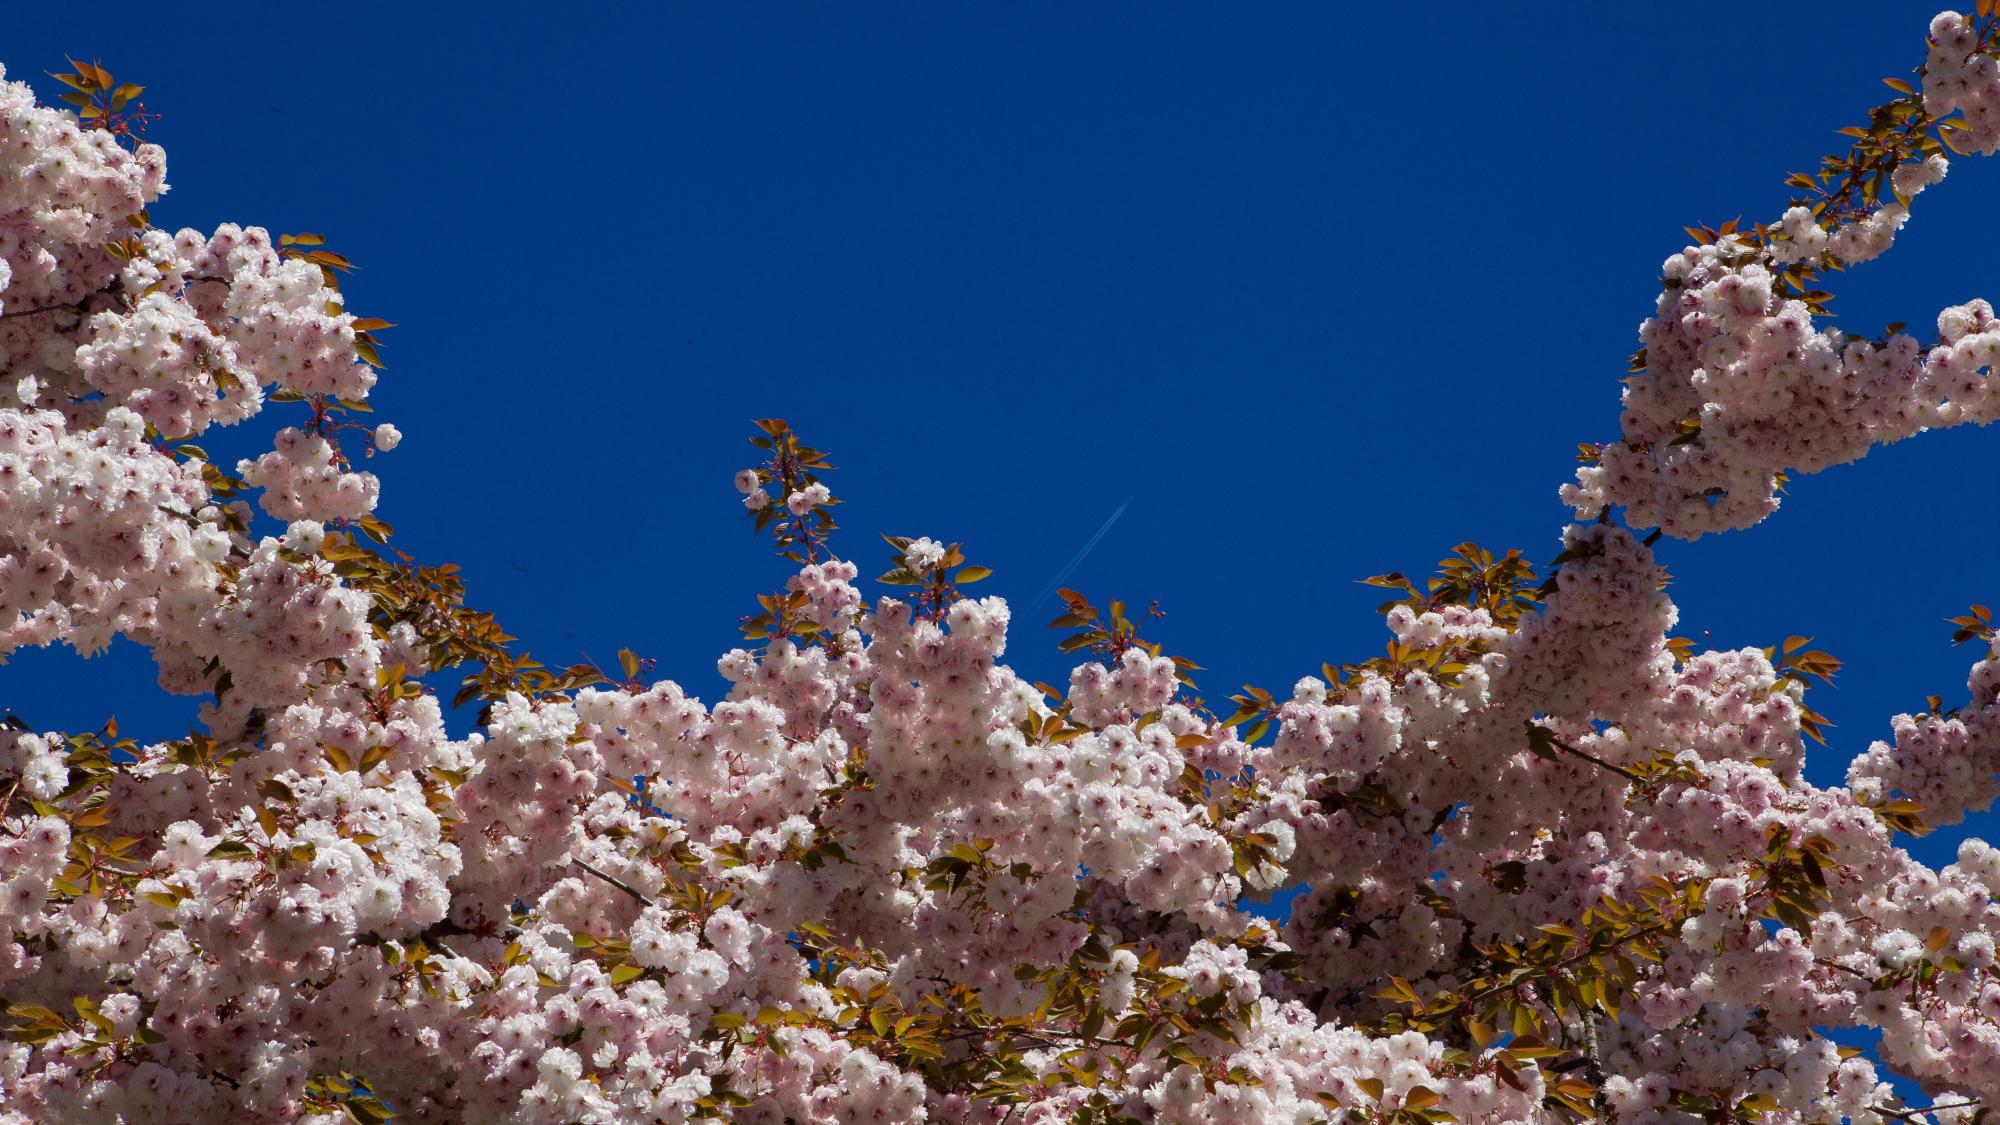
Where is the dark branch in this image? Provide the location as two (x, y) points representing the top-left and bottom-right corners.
(1543, 731), (1646, 784)
(572, 856), (655, 906)
(1876, 1098), (1981, 1121)
(355, 916), (517, 948)
(0, 279), (119, 322)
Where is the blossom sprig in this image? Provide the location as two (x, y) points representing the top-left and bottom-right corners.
(1050, 589), (1197, 685)
(45, 58), (155, 146)
(1669, 6), (2000, 323)
(737, 417), (838, 564)
(876, 534), (990, 622)
(307, 529), (612, 719)
(1361, 541), (1544, 630)
(1766, 634), (1842, 745)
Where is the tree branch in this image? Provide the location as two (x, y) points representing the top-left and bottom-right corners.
(0, 279), (119, 322)
(571, 856), (656, 906)
(355, 916), (517, 949)
(1581, 1010), (1607, 1117)
(1876, 1098), (1981, 1121)
(1814, 955), (1874, 982)
(1542, 730), (1645, 784)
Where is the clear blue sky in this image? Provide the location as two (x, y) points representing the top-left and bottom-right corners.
(7, 2), (1999, 892)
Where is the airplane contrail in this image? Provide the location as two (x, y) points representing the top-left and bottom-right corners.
(1029, 497), (1132, 615)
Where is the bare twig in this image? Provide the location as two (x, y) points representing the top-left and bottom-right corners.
(1876, 1097), (1981, 1121)
(0, 280), (116, 322)
(1538, 728), (1645, 784)
(571, 856), (655, 906)
(355, 916), (518, 948)
(1814, 955), (1874, 982)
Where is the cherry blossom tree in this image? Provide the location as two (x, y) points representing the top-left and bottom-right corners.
(6, 10), (2000, 1123)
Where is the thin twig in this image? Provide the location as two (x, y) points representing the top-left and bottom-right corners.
(1876, 1098), (1981, 1121)
(571, 856), (655, 906)
(1544, 732), (1645, 784)
(0, 278), (126, 322)
(1814, 955), (1874, 982)
(355, 917), (518, 948)
(0, 296), (93, 322)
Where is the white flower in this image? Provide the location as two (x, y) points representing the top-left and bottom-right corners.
(21, 753), (66, 800)
(282, 520), (326, 555)
(905, 537), (946, 573)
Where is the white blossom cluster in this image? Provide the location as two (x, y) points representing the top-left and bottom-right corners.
(1567, 14), (2000, 540)
(3, 17), (2000, 1124)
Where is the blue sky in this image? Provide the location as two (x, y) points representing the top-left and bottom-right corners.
(6, 4), (1999, 880)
